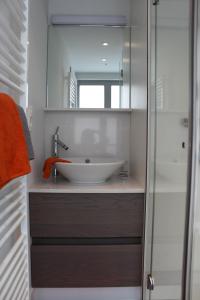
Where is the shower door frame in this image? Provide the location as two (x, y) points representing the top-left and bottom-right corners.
(143, 0), (195, 299)
(184, 0), (200, 299)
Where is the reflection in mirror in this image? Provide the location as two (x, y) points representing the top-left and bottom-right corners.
(47, 26), (130, 109)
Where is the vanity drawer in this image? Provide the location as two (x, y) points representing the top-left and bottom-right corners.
(31, 244), (142, 287)
(29, 193), (144, 238)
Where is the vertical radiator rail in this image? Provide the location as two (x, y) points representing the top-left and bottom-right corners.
(0, 0), (30, 299)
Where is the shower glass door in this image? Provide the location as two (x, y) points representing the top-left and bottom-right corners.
(188, 0), (200, 298)
(145, 0), (192, 299)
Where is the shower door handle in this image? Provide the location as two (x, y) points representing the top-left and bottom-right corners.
(147, 274), (155, 290)
(153, 0), (159, 5)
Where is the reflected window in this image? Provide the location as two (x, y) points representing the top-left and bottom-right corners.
(79, 85), (105, 108)
(111, 85), (120, 108)
(78, 80), (122, 109)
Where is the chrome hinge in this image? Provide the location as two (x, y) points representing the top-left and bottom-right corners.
(153, 0), (159, 5)
(147, 274), (155, 291)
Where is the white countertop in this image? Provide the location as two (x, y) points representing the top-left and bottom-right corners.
(29, 177), (145, 194)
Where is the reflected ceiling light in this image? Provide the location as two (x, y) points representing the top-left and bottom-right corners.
(102, 42), (109, 46)
(101, 58), (107, 62)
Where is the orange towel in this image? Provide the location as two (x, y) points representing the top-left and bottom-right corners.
(43, 157), (72, 179)
(0, 93), (31, 189)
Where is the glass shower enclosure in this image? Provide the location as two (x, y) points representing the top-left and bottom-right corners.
(144, 0), (192, 299)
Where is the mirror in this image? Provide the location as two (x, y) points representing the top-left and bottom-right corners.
(46, 25), (131, 110)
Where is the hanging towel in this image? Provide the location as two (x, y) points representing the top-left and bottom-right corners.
(17, 105), (35, 160)
(0, 93), (31, 189)
(43, 157), (72, 179)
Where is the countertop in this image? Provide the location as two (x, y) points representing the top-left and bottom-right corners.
(28, 177), (145, 194)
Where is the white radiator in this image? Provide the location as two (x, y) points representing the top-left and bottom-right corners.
(0, 0), (30, 299)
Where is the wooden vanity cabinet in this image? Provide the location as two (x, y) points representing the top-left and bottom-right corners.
(29, 193), (144, 288)
(30, 193), (144, 238)
(31, 244), (142, 287)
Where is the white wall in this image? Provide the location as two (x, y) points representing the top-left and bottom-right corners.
(28, 0), (48, 184)
(130, 0), (147, 110)
(48, 0), (131, 23)
(156, 27), (189, 113)
(130, 110), (147, 184)
(44, 111), (131, 173)
(130, 0), (148, 185)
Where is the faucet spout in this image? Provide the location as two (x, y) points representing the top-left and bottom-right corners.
(52, 127), (69, 181)
(52, 127), (69, 157)
(57, 138), (69, 151)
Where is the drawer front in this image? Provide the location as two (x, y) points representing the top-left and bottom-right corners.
(29, 193), (144, 238)
(31, 244), (142, 287)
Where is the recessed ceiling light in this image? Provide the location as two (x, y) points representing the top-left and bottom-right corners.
(102, 42), (109, 46)
(101, 58), (107, 62)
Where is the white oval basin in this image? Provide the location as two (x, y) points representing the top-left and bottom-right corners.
(55, 157), (125, 184)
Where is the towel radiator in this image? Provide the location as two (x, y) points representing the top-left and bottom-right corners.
(0, 0), (30, 299)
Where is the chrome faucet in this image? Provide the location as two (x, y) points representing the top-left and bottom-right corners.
(52, 127), (69, 181)
(52, 126), (69, 157)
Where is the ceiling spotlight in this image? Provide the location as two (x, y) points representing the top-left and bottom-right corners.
(102, 42), (109, 46)
(101, 58), (107, 62)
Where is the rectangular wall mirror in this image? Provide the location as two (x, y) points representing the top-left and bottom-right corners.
(46, 25), (131, 110)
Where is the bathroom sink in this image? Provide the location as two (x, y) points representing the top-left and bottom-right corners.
(55, 157), (125, 184)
